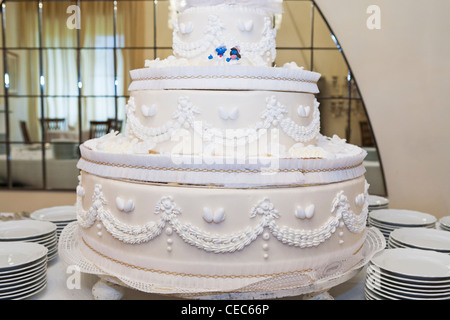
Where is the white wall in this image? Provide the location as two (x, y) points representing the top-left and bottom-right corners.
(316, 0), (450, 218)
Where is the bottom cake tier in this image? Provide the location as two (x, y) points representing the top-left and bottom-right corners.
(76, 171), (369, 292)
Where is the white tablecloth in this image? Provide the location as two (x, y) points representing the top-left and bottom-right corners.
(0, 145), (79, 189)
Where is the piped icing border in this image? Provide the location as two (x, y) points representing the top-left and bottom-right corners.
(129, 65), (321, 93)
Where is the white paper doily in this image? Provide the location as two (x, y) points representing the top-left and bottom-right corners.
(58, 222), (385, 299)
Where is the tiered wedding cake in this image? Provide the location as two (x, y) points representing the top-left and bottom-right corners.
(75, 0), (369, 293)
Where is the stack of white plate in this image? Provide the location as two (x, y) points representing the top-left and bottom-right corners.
(0, 242), (48, 300)
(30, 205), (77, 239)
(365, 248), (450, 300)
(368, 209), (437, 243)
(439, 216), (450, 232)
(368, 195), (389, 211)
(388, 228), (450, 254)
(0, 220), (58, 262)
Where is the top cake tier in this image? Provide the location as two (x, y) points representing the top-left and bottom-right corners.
(172, 2), (281, 67)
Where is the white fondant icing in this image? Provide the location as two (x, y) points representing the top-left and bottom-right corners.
(77, 181), (368, 252)
(126, 95), (320, 148)
(77, 185), (85, 197)
(203, 207), (226, 223)
(179, 21), (194, 34)
(295, 204), (315, 220)
(218, 107), (239, 120)
(173, 6), (276, 66)
(298, 105), (311, 118)
(355, 193), (365, 207)
(130, 64), (321, 93)
(115, 197), (135, 213)
(141, 104), (157, 117)
(238, 19), (254, 32)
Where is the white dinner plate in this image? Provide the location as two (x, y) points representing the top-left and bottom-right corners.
(368, 195), (389, 207)
(367, 263), (450, 286)
(368, 219), (396, 231)
(367, 266), (450, 291)
(0, 267), (47, 291)
(364, 281), (400, 300)
(0, 255), (47, 277)
(370, 248), (450, 281)
(369, 209), (437, 227)
(0, 220), (56, 240)
(0, 275), (47, 300)
(390, 228), (450, 252)
(387, 238), (406, 249)
(5, 280), (47, 300)
(366, 276), (450, 298)
(30, 205), (76, 223)
(34, 237), (57, 247)
(365, 277), (449, 300)
(440, 216), (450, 229)
(364, 287), (383, 300)
(32, 230), (57, 241)
(0, 259), (47, 283)
(0, 243), (48, 272)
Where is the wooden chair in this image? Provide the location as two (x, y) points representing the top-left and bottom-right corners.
(20, 121), (32, 144)
(89, 121), (110, 139)
(107, 118), (122, 133)
(40, 118), (66, 131)
(360, 121), (375, 147)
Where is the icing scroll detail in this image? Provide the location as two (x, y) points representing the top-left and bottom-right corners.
(77, 181), (368, 253)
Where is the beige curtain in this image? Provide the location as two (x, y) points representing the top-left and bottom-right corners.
(5, 2), (40, 141)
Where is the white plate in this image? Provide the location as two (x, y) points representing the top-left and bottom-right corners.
(366, 275), (450, 298)
(30, 205), (76, 223)
(390, 228), (450, 252)
(440, 216), (450, 229)
(369, 209), (437, 227)
(0, 220), (56, 240)
(364, 282), (400, 300)
(0, 275), (47, 300)
(367, 266), (450, 291)
(371, 248), (450, 280)
(368, 205), (389, 211)
(368, 217), (434, 231)
(0, 269), (47, 294)
(368, 195), (389, 207)
(0, 267), (47, 291)
(0, 259), (47, 283)
(0, 255), (47, 277)
(367, 263), (450, 286)
(37, 238), (58, 248)
(387, 239), (405, 249)
(368, 219), (396, 231)
(6, 280), (47, 300)
(0, 243), (48, 271)
(364, 287), (381, 300)
(365, 277), (449, 300)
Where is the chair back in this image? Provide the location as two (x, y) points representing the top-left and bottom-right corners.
(89, 121), (110, 139)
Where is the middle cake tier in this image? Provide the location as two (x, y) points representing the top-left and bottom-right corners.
(125, 89), (321, 157)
